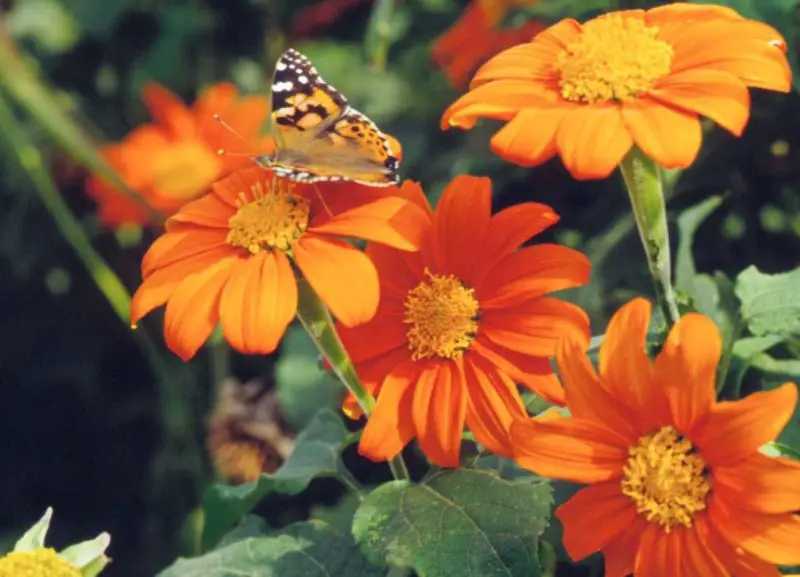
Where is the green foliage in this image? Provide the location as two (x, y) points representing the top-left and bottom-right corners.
(201, 410), (358, 550)
(735, 266), (800, 339)
(352, 470), (553, 577)
(159, 521), (382, 577)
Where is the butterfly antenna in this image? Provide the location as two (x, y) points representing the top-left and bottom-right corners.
(312, 184), (333, 217)
(213, 114), (256, 149)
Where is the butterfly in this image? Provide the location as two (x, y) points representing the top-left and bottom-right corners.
(253, 48), (399, 187)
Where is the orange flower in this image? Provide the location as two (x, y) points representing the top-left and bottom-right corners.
(432, 1), (546, 88)
(336, 175), (590, 467)
(442, 3), (791, 179)
(131, 166), (428, 361)
(511, 298), (800, 576)
(290, 0), (371, 39)
(86, 82), (275, 226)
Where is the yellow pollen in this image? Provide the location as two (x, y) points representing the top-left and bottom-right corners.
(556, 14), (673, 104)
(621, 426), (711, 532)
(404, 270), (480, 360)
(0, 548), (81, 577)
(226, 180), (310, 254)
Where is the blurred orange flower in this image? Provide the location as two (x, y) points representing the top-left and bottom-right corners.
(86, 82), (275, 226)
(442, 3), (791, 179)
(336, 175), (590, 467)
(432, 0), (545, 88)
(511, 298), (800, 576)
(290, 0), (372, 39)
(131, 167), (427, 361)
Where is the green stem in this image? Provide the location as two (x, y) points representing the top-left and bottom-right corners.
(208, 327), (231, 387)
(619, 147), (681, 328)
(295, 279), (410, 481)
(365, 0), (395, 70)
(0, 42), (163, 224)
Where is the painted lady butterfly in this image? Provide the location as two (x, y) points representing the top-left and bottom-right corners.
(254, 48), (399, 187)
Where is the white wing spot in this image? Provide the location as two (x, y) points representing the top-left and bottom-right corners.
(298, 75), (308, 84)
(273, 81), (294, 92)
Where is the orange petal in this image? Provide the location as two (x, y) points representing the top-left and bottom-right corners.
(557, 329), (638, 441)
(141, 83), (196, 139)
(556, 103), (633, 179)
(478, 244), (590, 309)
(471, 202), (560, 284)
(653, 313), (721, 432)
(598, 298), (664, 429)
(650, 69), (750, 136)
(463, 353), (526, 457)
(701, 512), (784, 577)
(131, 245), (236, 325)
(470, 19), (580, 87)
(359, 359), (418, 462)
(441, 79), (557, 130)
(708, 497), (800, 566)
(472, 337), (565, 405)
(142, 228), (229, 276)
(163, 256), (241, 360)
(165, 192), (235, 231)
(310, 195), (428, 251)
(634, 524), (682, 576)
(510, 416), (627, 483)
(211, 166), (268, 206)
(192, 81), (237, 128)
(352, 345), (411, 390)
(620, 98), (702, 169)
(366, 242), (424, 301)
(680, 517), (729, 577)
(646, 3), (742, 24)
(294, 235), (379, 327)
(481, 296), (589, 356)
(602, 516), (650, 577)
(429, 175), (492, 280)
(490, 106), (567, 168)
(556, 483), (639, 562)
(694, 382), (798, 465)
(337, 315), (408, 363)
(412, 361), (466, 467)
(713, 452), (800, 515)
(218, 251), (297, 354)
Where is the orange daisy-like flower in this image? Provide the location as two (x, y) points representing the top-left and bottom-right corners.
(441, 3), (792, 179)
(86, 82), (275, 226)
(511, 298), (800, 576)
(131, 166), (427, 361)
(432, 0), (546, 88)
(337, 175), (591, 467)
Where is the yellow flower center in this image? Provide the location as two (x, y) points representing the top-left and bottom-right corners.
(404, 270), (480, 360)
(621, 426), (711, 532)
(226, 180), (310, 254)
(0, 548), (81, 577)
(151, 141), (222, 200)
(556, 14), (674, 104)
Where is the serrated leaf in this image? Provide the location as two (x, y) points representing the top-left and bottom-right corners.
(353, 469), (552, 577)
(159, 521), (383, 577)
(201, 409), (358, 550)
(735, 266), (800, 338)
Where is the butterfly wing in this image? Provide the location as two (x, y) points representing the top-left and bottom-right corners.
(259, 48), (399, 186)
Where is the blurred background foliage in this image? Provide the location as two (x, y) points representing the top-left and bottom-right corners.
(0, 0), (799, 575)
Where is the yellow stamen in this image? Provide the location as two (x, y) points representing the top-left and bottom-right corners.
(0, 548), (81, 577)
(621, 426), (710, 532)
(226, 180), (310, 254)
(556, 14), (673, 104)
(404, 270), (480, 360)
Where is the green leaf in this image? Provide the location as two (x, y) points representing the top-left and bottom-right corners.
(725, 335), (786, 394)
(275, 326), (345, 430)
(14, 508), (52, 551)
(215, 516), (271, 549)
(353, 469), (552, 577)
(159, 521), (383, 577)
(735, 266), (800, 338)
(201, 409), (358, 550)
(675, 196), (723, 293)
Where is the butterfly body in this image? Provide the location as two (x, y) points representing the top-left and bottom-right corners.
(256, 48), (399, 187)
